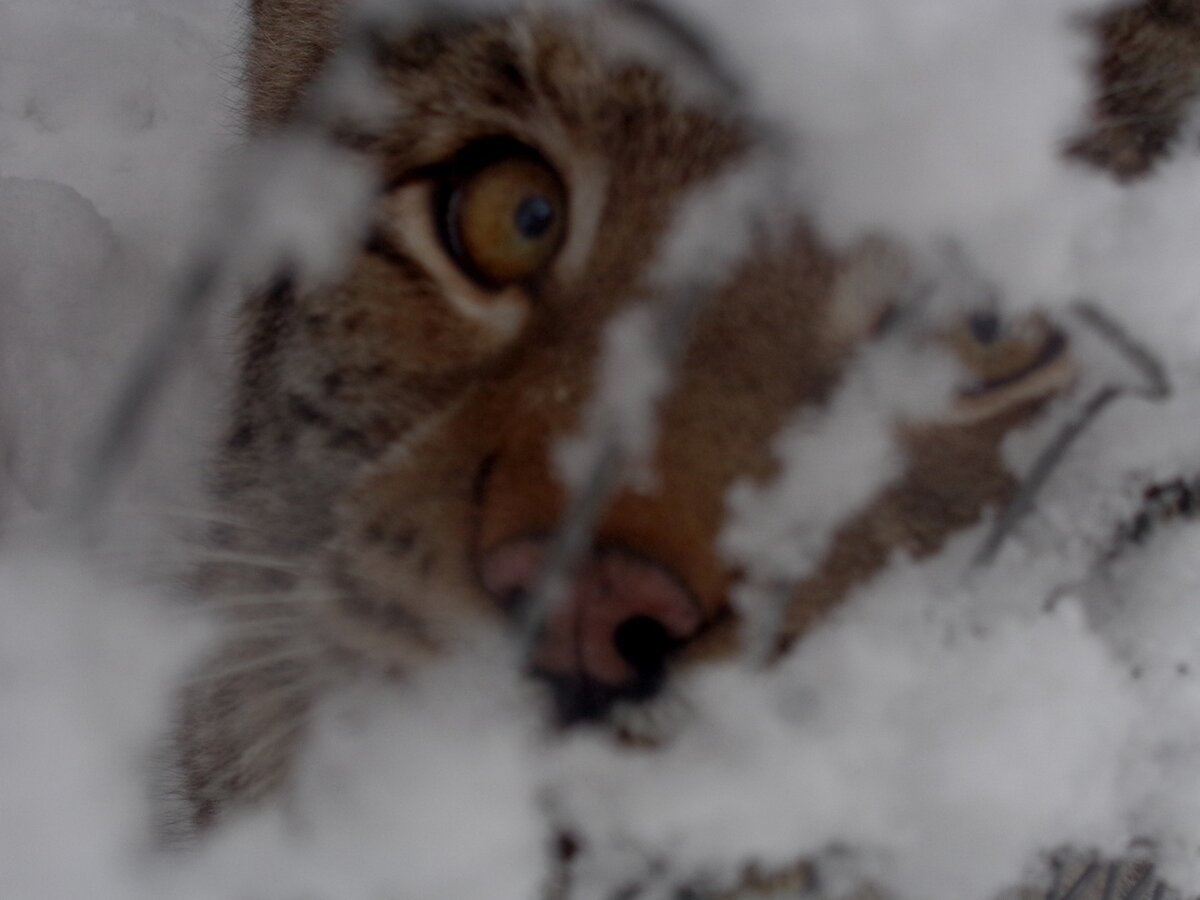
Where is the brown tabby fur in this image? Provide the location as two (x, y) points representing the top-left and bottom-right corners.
(170, 7), (1190, 890)
(1071, 0), (1200, 179)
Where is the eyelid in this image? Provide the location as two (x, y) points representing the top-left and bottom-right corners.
(958, 327), (1068, 398)
(380, 136), (556, 194)
(943, 320), (1077, 424)
(373, 181), (532, 340)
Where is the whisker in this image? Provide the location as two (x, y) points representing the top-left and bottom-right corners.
(186, 549), (312, 577)
(218, 620), (313, 640)
(233, 717), (311, 779)
(196, 601), (306, 624)
(189, 643), (328, 691)
(204, 612), (318, 635)
(186, 647), (320, 686)
(144, 505), (262, 529)
(1092, 71), (1200, 102)
(197, 591), (326, 614)
(1085, 111), (1191, 130)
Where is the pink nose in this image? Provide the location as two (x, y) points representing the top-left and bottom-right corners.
(480, 538), (702, 688)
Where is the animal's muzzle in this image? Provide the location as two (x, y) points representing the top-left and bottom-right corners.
(480, 537), (702, 719)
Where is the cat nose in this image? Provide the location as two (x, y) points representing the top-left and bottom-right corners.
(479, 538), (702, 705)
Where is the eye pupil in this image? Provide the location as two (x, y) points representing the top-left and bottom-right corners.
(515, 195), (556, 240)
(968, 310), (1003, 345)
(434, 143), (568, 288)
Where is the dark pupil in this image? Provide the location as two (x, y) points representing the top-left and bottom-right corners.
(515, 195), (555, 240)
(968, 310), (1003, 345)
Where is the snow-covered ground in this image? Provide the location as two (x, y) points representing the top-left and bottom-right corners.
(7, 1), (1200, 898)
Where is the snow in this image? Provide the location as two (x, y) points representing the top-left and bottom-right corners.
(0, 0), (239, 534)
(555, 305), (673, 493)
(1078, 153), (1200, 367)
(0, 178), (124, 512)
(666, 0), (1108, 299)
(721, 341), (961, 658)
(162, 658), (547, 900)
(0, 552), (206, 900)
(552, 571), (1137, 900)
(722, 341), (959, 585)
(0, 553), (544, 900)
(7, 0), (1200, 899)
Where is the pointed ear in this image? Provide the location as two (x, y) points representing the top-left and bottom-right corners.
(246, 0), (347, 129)
(822, 237), (910, 352)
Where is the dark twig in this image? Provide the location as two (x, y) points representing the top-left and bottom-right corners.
(519, 284), (710, 655)
(610, 0), (744, 102)
(1101, 863), (1123, 900)
(64, 1), (409, 538)
(1125, 867), (1158, 900)
(68, 255), (223, 534)
(972, 301), (1171, 567)
(1073, 302), (1171, 401)
(972, 383), (1124, 567)
(1057, 861), (1101, 900)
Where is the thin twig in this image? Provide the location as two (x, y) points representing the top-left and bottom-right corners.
(972, 383), (1124, 567)
(1058, 861), (1101, 900)
(64, 3), (423, 540)
(68, 255), (223, 534)
(519, 285), (710, 656)
(972, 301), (1171, 567)
(610, 0), (744, 101)
(1125, 867), (1158, 900)
(1073, 302), (1171, 401)
(1100, 863), (1122, 900)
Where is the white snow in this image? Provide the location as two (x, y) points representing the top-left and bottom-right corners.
(555, 304), (673, 493)
(551, 568), (1138, 900)
(7, 0), (1200, 899)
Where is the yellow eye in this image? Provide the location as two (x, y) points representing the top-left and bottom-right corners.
(943, 310), (1075, 422)
(951, 311), (1066, 394)
(438, 150), (568, 289)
